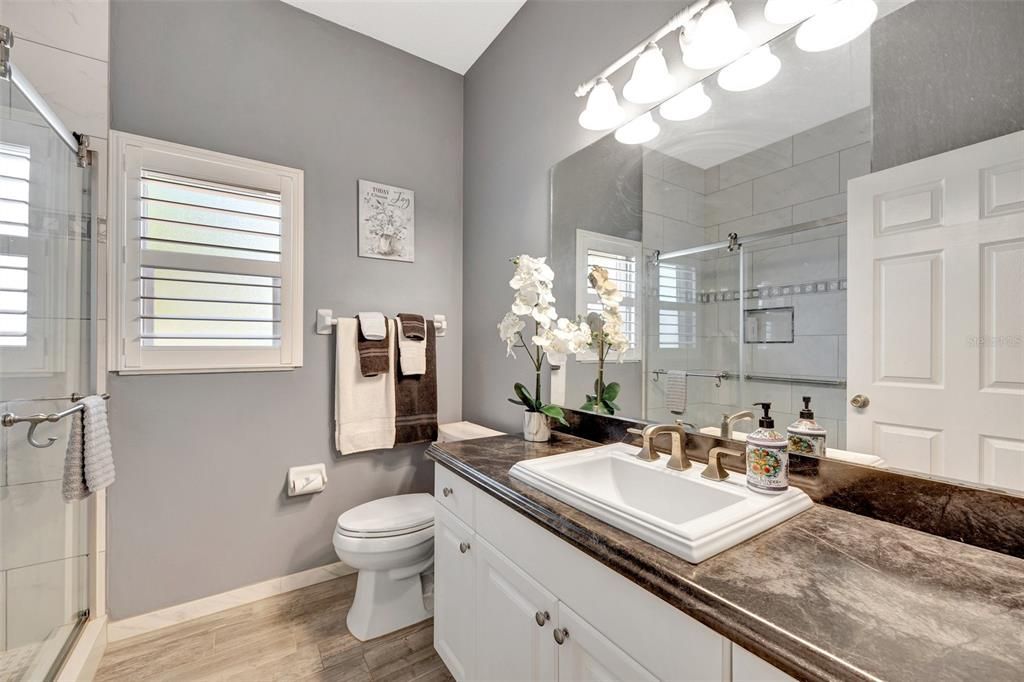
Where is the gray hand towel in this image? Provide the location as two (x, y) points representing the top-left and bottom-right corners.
(62, 409), (88, 502)
(82, 395), (115, 493)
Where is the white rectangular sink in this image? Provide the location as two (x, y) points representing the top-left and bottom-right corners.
(509, 442), (813, 563)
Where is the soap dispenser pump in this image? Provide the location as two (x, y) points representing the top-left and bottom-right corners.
(787, 396), (828, 458)
(745, 402), (789, 495)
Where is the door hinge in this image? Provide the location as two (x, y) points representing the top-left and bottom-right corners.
(0, 25), (12, 80)
(74, 133), (91, 168)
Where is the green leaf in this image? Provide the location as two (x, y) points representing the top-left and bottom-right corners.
(540, 404), (569, 427)
(603, 382), (621, 402)
(514, 383), (539, 411)
(581, 399), (596, 411)
(600, 399), (616, 415)
(607, 400), (621, 411)
(508, 398), (525, 406)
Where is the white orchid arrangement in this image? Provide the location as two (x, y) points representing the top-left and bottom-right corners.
(498, 255), (591, 426)
(582, 265), (630, 415)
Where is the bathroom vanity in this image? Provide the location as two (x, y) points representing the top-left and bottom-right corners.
(428, 431), (1024, 682)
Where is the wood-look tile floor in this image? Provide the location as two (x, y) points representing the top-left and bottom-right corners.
(95, 575), (451, 682)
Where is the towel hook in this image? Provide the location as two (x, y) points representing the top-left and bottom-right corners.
(26, 417), (59, 448)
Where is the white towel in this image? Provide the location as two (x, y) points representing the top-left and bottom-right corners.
(357, 312), (387, 341)
(336, 318), (396, 454)
(665, 371), (688, 415)
(82, 395), (115, 493)
(62, 409), (87, 501)
(398, 318), (427, 376)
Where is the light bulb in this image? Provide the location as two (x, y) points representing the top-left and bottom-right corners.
(681, 1), (750, 70)
(717, 46), (781, 92)
(659, 83), (712, 121)
(578, 78), (626, 131)
(623, 43), (675, 104)
(764, 0), (829, 25)
(614, 112), (660, 145)
(796, 0), (878, 52)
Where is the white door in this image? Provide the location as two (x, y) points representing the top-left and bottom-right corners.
(474, 537), (558, 682)
(554, 602), (657, 682)
(434, 504), (477, 681)
(847, 130), (1024, 488)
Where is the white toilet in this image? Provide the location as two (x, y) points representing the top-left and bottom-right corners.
(333, 493), (434, 641)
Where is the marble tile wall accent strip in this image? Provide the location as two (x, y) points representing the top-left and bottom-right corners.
(554, 409), (1024, 560)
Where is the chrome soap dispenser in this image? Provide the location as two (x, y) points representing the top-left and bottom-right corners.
(745, 402), (789, 495)
(787, 396), (828, 458)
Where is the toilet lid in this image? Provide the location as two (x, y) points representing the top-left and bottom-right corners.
(336, 493), (434, 537)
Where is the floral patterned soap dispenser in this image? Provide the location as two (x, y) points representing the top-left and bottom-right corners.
(745, 402), (789, 495)
(787, 396), (828, 458)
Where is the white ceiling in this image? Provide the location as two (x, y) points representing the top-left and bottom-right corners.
(281, 0), (526, 74)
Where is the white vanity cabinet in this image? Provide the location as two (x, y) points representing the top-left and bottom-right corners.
(433, 471), (730, 682)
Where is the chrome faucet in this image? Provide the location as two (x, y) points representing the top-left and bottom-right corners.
(720, 410), (753, 440)
(630, 423), (691, 471)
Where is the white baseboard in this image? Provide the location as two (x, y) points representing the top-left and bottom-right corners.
(107, 561), (354, 643)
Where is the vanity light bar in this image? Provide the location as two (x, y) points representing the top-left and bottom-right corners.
(573, 0), (711, 98)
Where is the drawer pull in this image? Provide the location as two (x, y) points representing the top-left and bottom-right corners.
(459, 541), (471, 554)
(553, 628), (569, 645)
(534, 610), (550, 627)
(442, 487), (453, 497)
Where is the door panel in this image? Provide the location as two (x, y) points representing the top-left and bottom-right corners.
(475, 537), (557, 682)
(848, 130), (1024, 490)
(433, 504), (476, 682)
(555, 602), (657, 682)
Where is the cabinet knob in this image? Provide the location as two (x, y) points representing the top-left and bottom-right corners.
(459, 541), (471, 554)
(850, 394), (870, 409)
(553, 628), (569, 645)
(534, 610), (550, 627)
(442, 487), (453, 497)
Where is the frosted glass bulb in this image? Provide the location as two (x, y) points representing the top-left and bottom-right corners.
(578, 78), (626, 131)
(623, 43), (675, 104)
(681, 1), (750, 70)
(659, 83), (712, 121)
(614, 113), (661, 145)
(717, 47), (781, 92)
(796, 0), (878, 52)
(764, 0), (829, 25)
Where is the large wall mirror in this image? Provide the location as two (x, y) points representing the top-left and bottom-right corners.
(550, 0), (1024, 492)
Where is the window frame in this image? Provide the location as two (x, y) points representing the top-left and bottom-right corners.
(574, 229), (643, 363)
(109, 131), (303, 374)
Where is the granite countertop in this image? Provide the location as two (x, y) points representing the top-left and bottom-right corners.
(428, 433), (1024, 682)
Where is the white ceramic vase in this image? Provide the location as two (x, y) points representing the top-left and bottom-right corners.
(523, 411), (551, 442)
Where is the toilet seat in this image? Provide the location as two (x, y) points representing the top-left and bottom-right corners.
(333, 524), (433, 554)
(336, 492), (434, 538)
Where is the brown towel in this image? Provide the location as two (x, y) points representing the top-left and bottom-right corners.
(357, 315), (390, 377)
(397, 313), (426, 340)
(395, 321), (438, 444)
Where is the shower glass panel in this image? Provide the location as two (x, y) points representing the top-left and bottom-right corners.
(0, 70), (93, 680)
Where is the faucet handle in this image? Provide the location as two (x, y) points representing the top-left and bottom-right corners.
(702, 446), (741, 481)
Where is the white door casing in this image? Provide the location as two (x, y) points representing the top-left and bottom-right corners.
(847, 130), (1024, 489)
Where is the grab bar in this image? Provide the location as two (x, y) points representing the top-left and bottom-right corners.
(2, 393), (110, 448)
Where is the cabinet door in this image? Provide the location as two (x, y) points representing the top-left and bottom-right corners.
(554, 602), (657, 682)
(733, 645), (796, 682)
(434, 504), (476, 682)
(475, 537), (558, 682)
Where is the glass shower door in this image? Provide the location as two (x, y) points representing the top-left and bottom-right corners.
(0, 69), (93, 681)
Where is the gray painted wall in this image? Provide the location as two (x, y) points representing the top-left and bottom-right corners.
(463, 0), (681, 432)
(871, 0), (1024, 170)
(108, 0), (462, 618)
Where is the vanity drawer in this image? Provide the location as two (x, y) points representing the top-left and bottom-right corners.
(435, 464), (475, 526)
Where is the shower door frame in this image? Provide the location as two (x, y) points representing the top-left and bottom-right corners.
(2, 45), (108, 682)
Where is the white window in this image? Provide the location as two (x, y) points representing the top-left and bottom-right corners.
(657, 261), (697, 349)
(110, 132), (303, 374)
(0, 142), (31, 347)
(574, 229), (642, 362)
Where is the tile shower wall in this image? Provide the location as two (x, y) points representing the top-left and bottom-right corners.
(644, 109), (870, 447)
(0, 0), (110, 655)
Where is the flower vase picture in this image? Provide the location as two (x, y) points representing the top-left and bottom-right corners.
(358, 180), (415, 262)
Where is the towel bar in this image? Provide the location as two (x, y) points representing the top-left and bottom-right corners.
(315, 309), (447, 337)
(1, 393), (111, 449)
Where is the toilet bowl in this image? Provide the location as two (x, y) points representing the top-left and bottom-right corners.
(333, 493), (434, 641)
